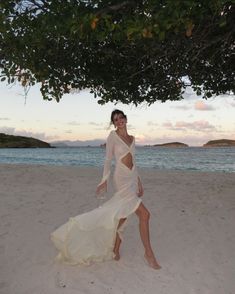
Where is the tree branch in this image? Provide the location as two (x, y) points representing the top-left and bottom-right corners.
(96, 1), (134, 16)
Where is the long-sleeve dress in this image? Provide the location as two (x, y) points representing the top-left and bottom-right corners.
(50, 130), (142, 265)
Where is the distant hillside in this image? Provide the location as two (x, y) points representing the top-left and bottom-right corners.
(203, 139), (235, 147)
(50, 139), (105, 147)
(144, 142), (189, 147)
(50, 142), (68, 147)
(0, 133), (51, 148)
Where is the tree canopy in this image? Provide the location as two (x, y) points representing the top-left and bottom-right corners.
(0, 0), (234, 105)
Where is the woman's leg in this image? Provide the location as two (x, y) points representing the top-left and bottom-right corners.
(135, 202), (161, 269)
(113, 218), (127, 260)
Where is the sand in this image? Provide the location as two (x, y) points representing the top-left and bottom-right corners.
(0, 164), (235, 294)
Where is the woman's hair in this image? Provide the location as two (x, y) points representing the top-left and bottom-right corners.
(110, 109), (127, 125)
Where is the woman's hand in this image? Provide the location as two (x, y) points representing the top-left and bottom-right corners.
(96, 181), (107, 195)
(137, 177), (144, 197)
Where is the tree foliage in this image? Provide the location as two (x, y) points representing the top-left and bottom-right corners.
(0, 0), (234, 105)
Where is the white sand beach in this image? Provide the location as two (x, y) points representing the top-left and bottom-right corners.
(0, 164), (235, 294)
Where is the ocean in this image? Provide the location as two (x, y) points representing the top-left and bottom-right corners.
(0, 146), (234, 173)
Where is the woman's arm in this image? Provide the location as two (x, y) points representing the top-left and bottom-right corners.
(96, 132), (114, 194)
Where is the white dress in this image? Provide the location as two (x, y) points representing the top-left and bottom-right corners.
(50, 130), (142, 265)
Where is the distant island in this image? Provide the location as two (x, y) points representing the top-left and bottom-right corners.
(145, 142), (188, 148)
(155, 142), (188, 147)
(203, 139), (235, 147)
(0, 133), (51, 148)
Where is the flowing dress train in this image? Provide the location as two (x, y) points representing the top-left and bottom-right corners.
(50, 130), (142, 265)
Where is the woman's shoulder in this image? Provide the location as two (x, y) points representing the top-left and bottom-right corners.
(106, 130), (115, 140)
(108, 130), (115, 136)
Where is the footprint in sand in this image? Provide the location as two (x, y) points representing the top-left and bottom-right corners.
(55, 272), (66, 288)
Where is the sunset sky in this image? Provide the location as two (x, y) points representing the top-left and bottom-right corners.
(1, 82), (235, 146)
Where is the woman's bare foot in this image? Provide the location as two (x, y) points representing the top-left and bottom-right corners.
(113, 230), (123, 261)
(144, 253), (161, 270)
(113, 251), (120, 261)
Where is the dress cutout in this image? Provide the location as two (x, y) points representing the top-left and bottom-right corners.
(50, 130), (142, 265)
(121, 152), (133, 170)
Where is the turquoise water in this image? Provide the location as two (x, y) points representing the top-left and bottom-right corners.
(0, 147), (235, 172)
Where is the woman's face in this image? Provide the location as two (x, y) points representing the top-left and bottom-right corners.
(113, 113), (127, 129)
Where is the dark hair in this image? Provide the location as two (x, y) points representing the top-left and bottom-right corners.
(110, 109), (127, 125)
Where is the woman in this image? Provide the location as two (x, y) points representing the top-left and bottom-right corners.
(51, 109), (161, 270)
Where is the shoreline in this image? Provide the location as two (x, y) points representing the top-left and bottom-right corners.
(0, 162), (234, 174)
(1, 164), (235, 294)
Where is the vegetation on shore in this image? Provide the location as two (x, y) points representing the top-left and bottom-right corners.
(144, 140), (235, 148)
(203, 139), (235, 147)
(153, 142), (188, 147)
(0, 133), (51, 148)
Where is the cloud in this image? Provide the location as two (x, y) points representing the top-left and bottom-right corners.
(147, 121), (159, 126)
(89, 122), (103, 126)
(135, 133), (149, 144)
(230, 102), (235, 107)
(194, 100), (215, 111)
(173, 105), (191, 110)
(0, 126), (15, 134)
(126, 124), (135, 130)
(94, 127), (108, 131)
(162, 122), (173, 128)
(50, 139), (106, 146)
(0, 126), (57, 141)
(177, 120), (216, 131)
(15, 130), (57, 141)
(0, 117), (10, 121)
(67, 121), (80, 126)
(163, 120), (216, 132)
(88, 121), (110, 131)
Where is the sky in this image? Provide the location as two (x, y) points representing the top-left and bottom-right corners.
(0, 82), (235, 146)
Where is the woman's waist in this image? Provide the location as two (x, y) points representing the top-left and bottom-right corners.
(115, 162), (137, 173)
